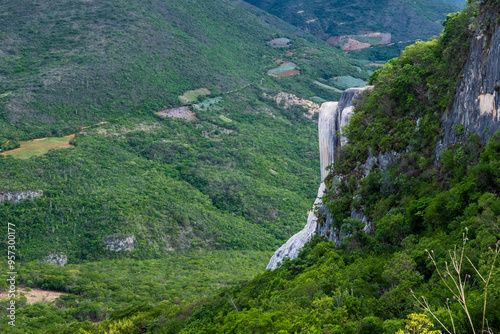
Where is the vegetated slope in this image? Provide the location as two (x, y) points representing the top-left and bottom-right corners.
(0, 0), (359, 139)
(0, 0), (367, 263)
(245, 0), (462, 52)
(0, 0), (371, 330)
(47, 1), (500, 333)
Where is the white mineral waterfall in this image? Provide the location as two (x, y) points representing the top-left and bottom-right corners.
(266, 87), (372, 270)
(318, 102), (338, 181)
(266, 101), (339, 269)
(265, 183), (326, 269)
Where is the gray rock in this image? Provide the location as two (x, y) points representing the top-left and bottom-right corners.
(267, 87), (373, 269)
(0, 190), (43, 203)
(104, 235), (135, 252)
(361, 150), (401, 177)
(266, 183), (326, 269)
(438, 9), (500, 153)
(43, 253), (68, 267)
(318, 102), (338, 181)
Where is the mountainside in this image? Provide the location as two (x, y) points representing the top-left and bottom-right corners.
(439, 1), (500, 147)
(0, 0), (374, 331)
(0, 0), (369, 263)
(245, 0), (464, 59)
(0, 0), (363, 139)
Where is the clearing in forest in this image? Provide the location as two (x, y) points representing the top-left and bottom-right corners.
(0, 288), (66, 304)
(1, 135), (75, 159)
(330, 76), (367, 89)
(267, 62), (299, 77)
(267, 38), (290, 48)
(157, 106), (197, 121)
(179, 88), (211, 104)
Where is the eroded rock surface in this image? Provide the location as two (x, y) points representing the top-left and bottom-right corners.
(104, 235), (136, 252)
(438, 9), (500, 150)
(43, 252), (68, 267)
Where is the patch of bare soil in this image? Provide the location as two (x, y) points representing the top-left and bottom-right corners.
(157, 106), (197, 121)
(269, 70), (300, 78)
(342, 38), (371, 51)
(0, 288), (66, 304)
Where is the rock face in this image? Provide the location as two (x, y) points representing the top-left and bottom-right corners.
(0, 190), (43, 203)
(438, 7), (500, 150)
(43, 253), (68, 267)
(361, 150), (401, 177)
(318, 102), (338, 181)
(267, 87), (372, 269)
(104, 235), (136, 252)
(319, 87), (373, 180)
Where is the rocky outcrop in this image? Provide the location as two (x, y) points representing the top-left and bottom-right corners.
(319, 87), (373, 180)
(0, 190), (43, 203)
(318, 102), (338, 181)
(438, 7), (500, 151)
(267, 87), (372, 269)
(104, 235), (135, 252)
(43, 253), (68, 267)
(361, 150), (401, 177)
(270, 92), (320, 118)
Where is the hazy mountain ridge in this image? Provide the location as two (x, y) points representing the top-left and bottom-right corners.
(245, 0), (464, 44)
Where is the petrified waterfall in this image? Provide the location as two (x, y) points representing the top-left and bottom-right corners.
(267, 87), (371, 269)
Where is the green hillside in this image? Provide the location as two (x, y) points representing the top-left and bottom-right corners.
(0, 0), (369, 260)
(0, 0), (373, 331)
(0, 0), (362, 139)
(245, 0), (461, 42)
(1, 0), (498, 333)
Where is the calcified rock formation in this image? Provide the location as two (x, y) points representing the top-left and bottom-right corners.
(0, 190), (43, 203)
(266, 183), (326, 269)
(438, 7), (500, 150)
(267, 87), (372, 269)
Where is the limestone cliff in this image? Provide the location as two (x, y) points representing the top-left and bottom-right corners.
(267, 87), (371, 269)
(438, 4), (500, 150)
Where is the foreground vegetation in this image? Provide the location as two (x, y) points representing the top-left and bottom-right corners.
(0, 250), (271, 332)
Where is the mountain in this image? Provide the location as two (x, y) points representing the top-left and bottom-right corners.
(168, 1), (500, 333)
(0, 0), (364, 139)
(244, 0), (465, 59)
(0, 0), (374, 331)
